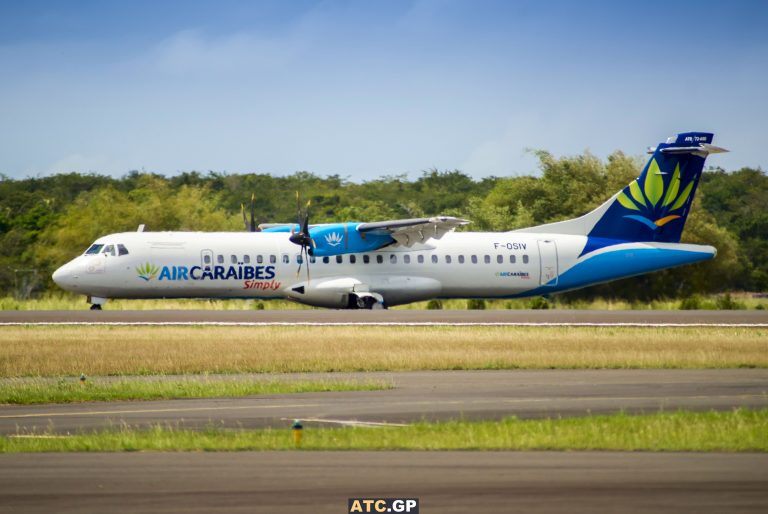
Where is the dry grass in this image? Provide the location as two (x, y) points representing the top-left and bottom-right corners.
(0, 326), (765, 377)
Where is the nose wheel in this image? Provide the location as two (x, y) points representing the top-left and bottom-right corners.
(87, 296), (107, 310)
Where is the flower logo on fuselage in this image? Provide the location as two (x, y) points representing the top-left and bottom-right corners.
(615, 158), (694, 231)
(136, 262), (159, 281)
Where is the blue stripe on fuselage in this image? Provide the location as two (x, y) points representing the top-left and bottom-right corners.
(510, 246), (714, 298)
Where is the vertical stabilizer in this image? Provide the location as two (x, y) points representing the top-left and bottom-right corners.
(514, 132), (727, 244)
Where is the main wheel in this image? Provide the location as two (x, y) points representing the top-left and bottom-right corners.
(90, 304), (102, 311)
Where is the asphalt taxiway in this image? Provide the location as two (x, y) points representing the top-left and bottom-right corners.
(1, 308), (767, 325)
(1, 451), (766, 514)
(1, 370), (766, 434)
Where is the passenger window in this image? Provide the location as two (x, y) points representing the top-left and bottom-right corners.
(390, 254), (397, 264)
(523, 254), (529, 264)
(350, 255), (356, 264)
(231, 255), (237, 264)
(363, 255), (370, 264)
(117, 244), (129, 256)
(377, 255), (383, 264)
(484, 255), (491, 264)
(217, 255), (224, 264)
(310, 256), (316, 264)
(471, 255), (478, 264)
(257, 255), (263, 264)
(509, 255), (516, 264)
(404, 255), (411, 264)
(431, 255), (438, 264)
(103, 245), (116, 256)
(323, 256), (330, 264)
(417, 255), (424, 264)
(204, 254), (211, 265)
(336, 255), (343, 264)
(282, 254), (289, 264)
(446, 255), (452, 264)
(85, 244), (103, 255)
(297, 254), (303, 264)
(496, 255), (503, 264)
(243, 255), (251, 264)
(458, 255), (465, 264)
(270, 255), (277, 264)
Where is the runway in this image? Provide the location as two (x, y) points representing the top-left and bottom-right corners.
(1, 451), (766, 514)
(1, 309), (768, 326)
(2, 370), (766, 434)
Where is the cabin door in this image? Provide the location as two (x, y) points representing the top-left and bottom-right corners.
(537, 240), (558, 286)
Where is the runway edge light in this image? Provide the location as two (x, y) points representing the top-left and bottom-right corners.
(291, 420), (303, 448)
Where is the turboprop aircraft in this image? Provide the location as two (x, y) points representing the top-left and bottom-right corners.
(52, 132), (726, 310)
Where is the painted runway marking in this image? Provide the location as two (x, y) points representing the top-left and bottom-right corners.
(282, 417), (409, 427)
(2, 322), (767, 327)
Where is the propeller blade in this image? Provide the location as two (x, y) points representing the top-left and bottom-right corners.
(241, 204), (248, 231)
(249, 193), (257, 232)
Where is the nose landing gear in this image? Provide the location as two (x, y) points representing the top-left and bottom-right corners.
(87, 296), (107, 311)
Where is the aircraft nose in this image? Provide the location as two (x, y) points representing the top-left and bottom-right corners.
(52, 262), (79, 290)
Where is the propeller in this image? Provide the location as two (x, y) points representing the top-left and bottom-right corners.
(241, 193), (260, 232)
(289, 192), (314, 282)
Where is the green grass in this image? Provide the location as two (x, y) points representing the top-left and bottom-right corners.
(2, 292), (766, 311)
(3, 409), (766, 452)
(0, 377), (390, 405)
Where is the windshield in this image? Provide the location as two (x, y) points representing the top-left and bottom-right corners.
(84, 244), (103, 255)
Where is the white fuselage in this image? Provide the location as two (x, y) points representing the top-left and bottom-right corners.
(52, 230), (716, 308)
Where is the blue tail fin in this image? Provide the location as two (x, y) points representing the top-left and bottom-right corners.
(515, 132), (727, 245)
(588, 132), (726, 243)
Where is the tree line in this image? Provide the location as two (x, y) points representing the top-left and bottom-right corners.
(1, 150), (765, 300)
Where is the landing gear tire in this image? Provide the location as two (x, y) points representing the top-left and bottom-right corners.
(360, 297), (377, 310)
(90, 304), (102, 311)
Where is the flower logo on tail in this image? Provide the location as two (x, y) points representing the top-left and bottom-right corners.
(615, 159), (694, 230)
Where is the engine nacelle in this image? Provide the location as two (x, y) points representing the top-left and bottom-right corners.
(263, 223), (394, 257)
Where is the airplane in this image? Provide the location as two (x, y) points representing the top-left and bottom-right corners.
(52, 131), (727, 310)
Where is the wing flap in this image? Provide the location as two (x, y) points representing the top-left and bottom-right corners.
(358, 216), (469, 246)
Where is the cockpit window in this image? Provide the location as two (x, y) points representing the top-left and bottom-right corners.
(117, 244), (129, 256)
(103, 244), (116, 256)
(84, 244), (103, 255)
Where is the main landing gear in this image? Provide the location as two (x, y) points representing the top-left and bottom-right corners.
(89, 304), (102, 311)
(348, 293), (386, 310)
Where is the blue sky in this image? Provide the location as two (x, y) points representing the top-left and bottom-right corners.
(1, 0), (766, 181)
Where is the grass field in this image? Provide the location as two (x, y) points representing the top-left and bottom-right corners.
(0, 377), (389, 404)
(3, 409), (765, 452)
(0, 326), (765, 377)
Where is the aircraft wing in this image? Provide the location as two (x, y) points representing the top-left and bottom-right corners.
(357, 216), (469, 246)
